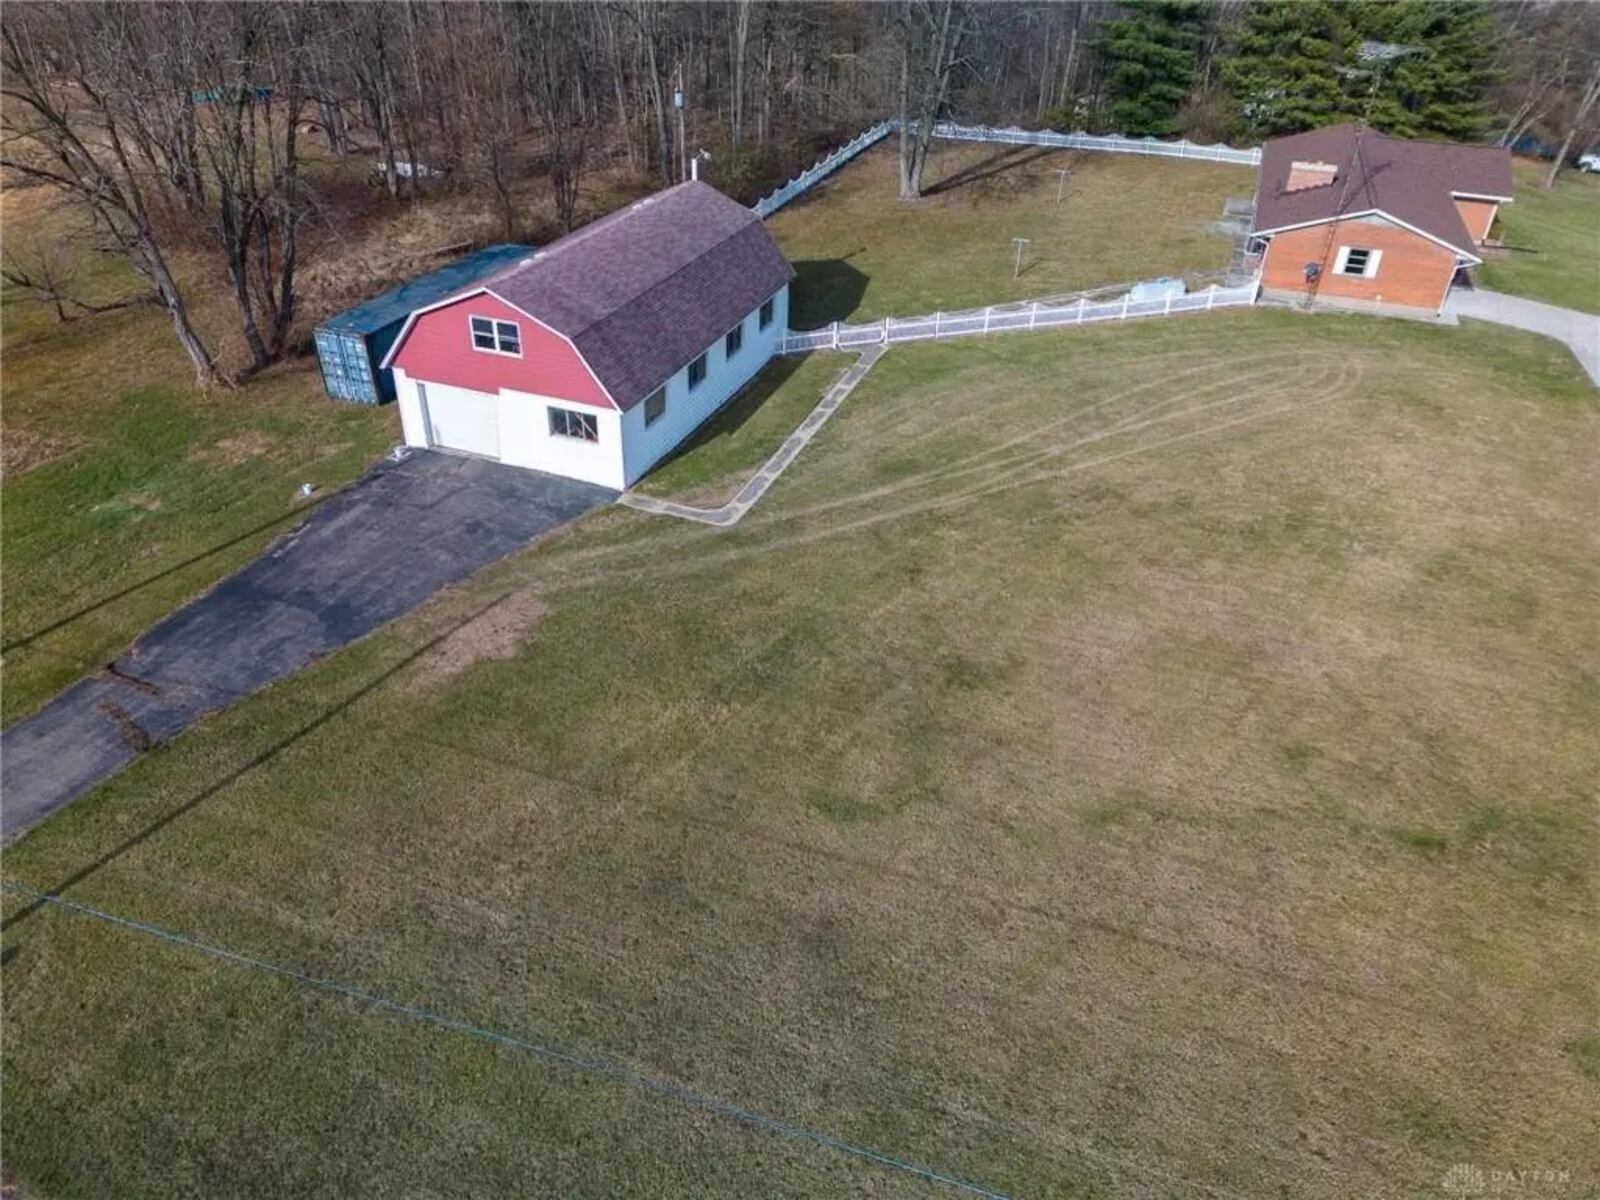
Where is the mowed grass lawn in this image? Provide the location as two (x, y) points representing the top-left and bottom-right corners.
(1478, 160), (1600, 314)
(5, 310), (1597, 1199)
(768, 141), (1254, 328)
(631, 351), (850, 505)
(0, 191), (397, 726)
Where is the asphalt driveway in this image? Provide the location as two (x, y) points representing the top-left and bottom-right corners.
(1, 451), (615, 840)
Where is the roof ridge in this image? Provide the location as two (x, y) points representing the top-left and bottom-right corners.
(575, 221), (770, 340)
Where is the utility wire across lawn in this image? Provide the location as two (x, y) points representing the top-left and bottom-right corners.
(0, 879), (1014, 1200)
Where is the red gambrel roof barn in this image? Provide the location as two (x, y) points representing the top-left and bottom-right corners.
(1250, 123), (1513, 315)
(383, 181), (795, 490)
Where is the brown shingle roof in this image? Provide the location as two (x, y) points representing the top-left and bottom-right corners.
(1252, 124), (1513, 258)
(481, 182), (794, 410)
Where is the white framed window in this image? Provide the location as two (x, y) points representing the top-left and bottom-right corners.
(759, 297), (775, 330)
(549, 406), (598, 442)
(643, 387), (666, 426)
(469, 315), (521, 356)
(725, 322), (743, 358)
(1333, 246), (1382, 278)
(688, 352), (708, 390)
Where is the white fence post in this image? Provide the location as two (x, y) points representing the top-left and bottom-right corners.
(1077, 296), (1086, 324)
(1207, 285), (1216, 310)
(1164, 291), (1173, 316)
(935, 311), (942, 338)
(882, 317), (890, 345)
(1121, 293), (1130, 321)
(983, 306), (992, 334)
(1030, 301), (1038, 329)
(832, 321), (840, 351)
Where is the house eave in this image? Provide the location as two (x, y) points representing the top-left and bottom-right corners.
(1251, 208), (1483, 266)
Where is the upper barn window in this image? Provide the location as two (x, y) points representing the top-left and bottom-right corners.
(470, 315), (521, 356)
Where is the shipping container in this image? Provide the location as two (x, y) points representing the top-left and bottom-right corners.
(313, 243), (533, 405)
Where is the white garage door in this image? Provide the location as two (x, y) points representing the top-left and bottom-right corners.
(421, 382), (501, 460)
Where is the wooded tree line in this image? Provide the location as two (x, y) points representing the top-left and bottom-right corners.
(3, 1), (1596, 386)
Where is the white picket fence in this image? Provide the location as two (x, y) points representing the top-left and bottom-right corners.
(749, 118), (1259, 221)
(778, 281), (1260, 354)
(925, 121), (1262, 166)
(751, 121), (896, 218)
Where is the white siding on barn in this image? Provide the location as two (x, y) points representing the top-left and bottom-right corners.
(619, 285), (790, 487)
(393, 367), (628, 490)
(498, 390), (626, 489)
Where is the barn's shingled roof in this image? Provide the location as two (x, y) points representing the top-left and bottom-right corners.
(477, 181), (794, 410)
(1253, 124), (1513, 258)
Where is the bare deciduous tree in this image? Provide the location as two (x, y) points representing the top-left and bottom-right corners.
(1, 5), (221, 384)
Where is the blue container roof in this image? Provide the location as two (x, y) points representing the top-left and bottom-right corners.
(318, 243), (534, 336)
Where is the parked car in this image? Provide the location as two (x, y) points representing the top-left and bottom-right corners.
(1577, 152), (1600, 174)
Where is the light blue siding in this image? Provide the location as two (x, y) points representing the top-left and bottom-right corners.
(620, 285), (790, 486)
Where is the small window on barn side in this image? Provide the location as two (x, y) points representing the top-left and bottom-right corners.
(644, 388), (667, 426)
(759, 297), (775, 330)
(725, 322), (744, 358)
(1334, 247), (1381, 278)
(470, 315), (522, 356)
(549, 406), (599, 442)
(688, 353), (708, 390)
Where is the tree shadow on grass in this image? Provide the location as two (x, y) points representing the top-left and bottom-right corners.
(787, 255), (870, 330)
(922, 145), (1060, 198)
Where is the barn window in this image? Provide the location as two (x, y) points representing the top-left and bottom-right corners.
(1334, 246), (1381, 278)
(549, 406), (598, 442)
(725, 322), (744, 358)
(470, 315), (521, 356)
(759, 297), (775, 330)
(644, 387), (667, 426)
(688, 352), (708, 390)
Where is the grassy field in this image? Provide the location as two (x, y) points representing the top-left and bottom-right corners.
(4, 310), (1596, 1199)
(768, 142), (1254, 329)
(0, 190), (398, 726)
(1478, 160), (1600, 313)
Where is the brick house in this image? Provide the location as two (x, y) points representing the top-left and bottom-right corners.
(1250, 124), (1513, 316)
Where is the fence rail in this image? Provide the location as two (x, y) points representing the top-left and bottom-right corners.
(779, 281), (1259, 354)
(751, 121), (896, 218)
(924, 121), (1262, 166)
(749, 119), (1259, 221)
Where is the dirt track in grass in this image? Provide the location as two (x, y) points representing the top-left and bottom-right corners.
(4, 310), (1596, 1200)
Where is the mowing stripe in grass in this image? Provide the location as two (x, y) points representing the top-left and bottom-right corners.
(0, 880), (1016, 1200)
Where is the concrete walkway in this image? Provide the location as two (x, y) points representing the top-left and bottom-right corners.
(1444, 288), (1600, 386)
(1, 453), (614, 840)
(619, 345), (885, 527)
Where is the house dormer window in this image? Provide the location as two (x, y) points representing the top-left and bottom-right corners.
(470, 315), (521, 356)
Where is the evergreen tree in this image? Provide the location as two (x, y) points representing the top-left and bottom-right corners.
(1099, 1), (1206, 137)
(1344, 0), (1498, 140)
(1223, 1), (1354, 138)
